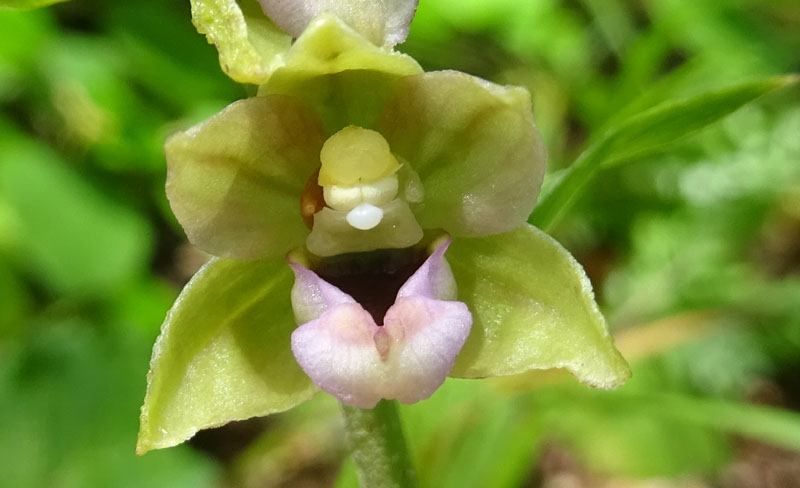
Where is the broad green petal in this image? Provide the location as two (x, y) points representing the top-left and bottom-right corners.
(260, 13), (422, 133)
(448, 225), (630, 389)
(137, 257), (317, 454)
(165, 96), (325, 259)
(190, 0), (290, 84)
(0, 0), (67, 9)
(379, 71), (547, 237)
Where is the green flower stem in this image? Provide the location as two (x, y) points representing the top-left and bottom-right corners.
(341, 400), (418, 488)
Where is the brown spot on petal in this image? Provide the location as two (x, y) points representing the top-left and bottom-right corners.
(300, 168), (325, 229)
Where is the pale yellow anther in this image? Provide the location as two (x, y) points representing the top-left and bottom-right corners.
(323, 175), (399, 211)
(318, 126), (401, 187)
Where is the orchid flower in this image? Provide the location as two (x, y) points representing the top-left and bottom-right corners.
(137, 11), (630, 455)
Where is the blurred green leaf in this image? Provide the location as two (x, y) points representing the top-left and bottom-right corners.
(0, 9), (52, 66)
(646, 0), (797, 74)
(0, 137), (151, 296)
(0, 10), (52, 98)
(110, 277), (180, 337)
(0, 318), (220, 488)
(0, 259), (30, 338)
(531, 75), (799, 230)
(386, 379), (546, 488)
(448, 224), (631, 388)
(542, 374), (800, 477)
(633, 392), (800, 452)
(334, 458), (359, 488)
(0, 0), (67, 10)
(418, 388), (541, 488)
(137, 256), (317, 454)
(105, 0), (241, 111)
(543, 388), (731, 478)
(37, 35), (170, 172)
(232, 395), (344, 486)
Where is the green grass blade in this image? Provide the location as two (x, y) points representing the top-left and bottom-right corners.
(530, 75), (799, 230)
(635, 392), (800, 452)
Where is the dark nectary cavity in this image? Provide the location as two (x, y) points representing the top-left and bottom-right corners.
(314, 246), (427, 323)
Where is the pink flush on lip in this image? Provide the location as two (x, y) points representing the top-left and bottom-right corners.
(258, 0), (419, 47)
(288, 239), (472, 408)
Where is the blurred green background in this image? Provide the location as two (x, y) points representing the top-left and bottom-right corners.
(1, 0), (799, 487)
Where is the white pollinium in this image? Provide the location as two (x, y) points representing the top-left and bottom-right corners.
(346, 203), (384, 230)
(323, 175), (399, 211)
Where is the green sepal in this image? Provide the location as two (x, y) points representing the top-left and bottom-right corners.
(190, 0), (290, 84)
(137, 257), (317, 454)
(448, 225), (630, 389)
(260, 13), (422, 133)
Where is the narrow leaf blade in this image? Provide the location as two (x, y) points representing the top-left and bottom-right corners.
(530, 75), (799, 230)
(633, 392), (800, 453)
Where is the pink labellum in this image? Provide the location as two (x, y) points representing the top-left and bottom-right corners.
(289, 241), (472, 408)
